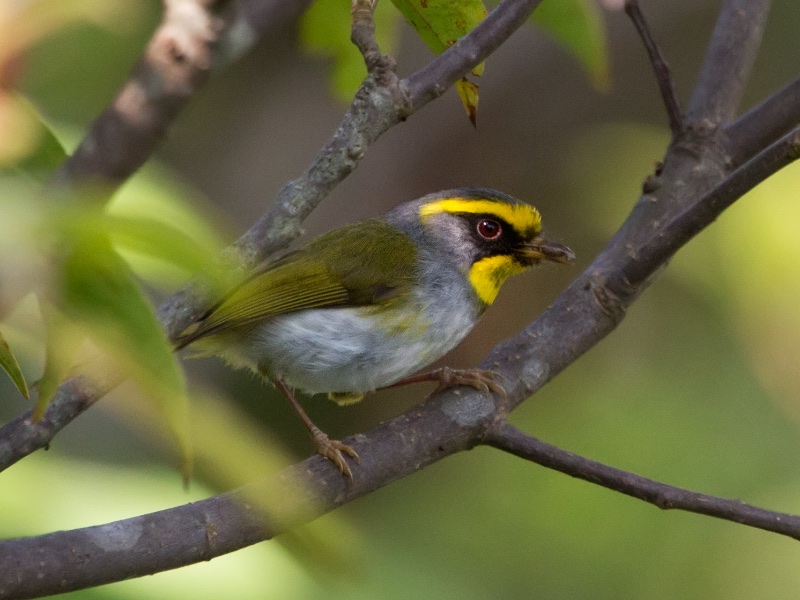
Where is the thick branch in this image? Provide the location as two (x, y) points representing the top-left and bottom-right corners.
(686, 0), (771, 126)
(2, 1), (798, 593)
(484, 423), (800, 541)
(4, 116), (800, 595)
(0, 387), (492, 599)
(49, 0), (313, 190)
(3, 0), (547, 472)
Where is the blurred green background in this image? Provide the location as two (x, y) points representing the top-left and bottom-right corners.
(2, 0), (800, 598)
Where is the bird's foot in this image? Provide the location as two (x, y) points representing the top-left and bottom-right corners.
(311, 427), (360, 479)
(390, 366), (506, 398)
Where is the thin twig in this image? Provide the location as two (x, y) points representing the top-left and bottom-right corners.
(624, 0), (684, 136)
(351, 0), (388, 74)
(484, 423), (800, 541)
(0, 377), (113, 472)
(220, 0), (546, 268)
(724, 77), (800, 167)
(405, 0), (542, 107)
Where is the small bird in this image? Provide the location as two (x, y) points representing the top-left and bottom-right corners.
(176, 189), (574, 477)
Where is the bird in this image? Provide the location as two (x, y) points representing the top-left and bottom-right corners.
(175, 188), (574, 477)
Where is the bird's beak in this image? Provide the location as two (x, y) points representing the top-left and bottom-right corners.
(520, 236), (576, 265)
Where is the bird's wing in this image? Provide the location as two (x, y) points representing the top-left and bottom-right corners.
(175, 220), (418, 347)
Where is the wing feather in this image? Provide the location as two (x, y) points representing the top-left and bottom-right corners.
(176, 220), (417, 348)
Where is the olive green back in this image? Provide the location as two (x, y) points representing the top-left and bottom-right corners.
(177, 220), (418, 346)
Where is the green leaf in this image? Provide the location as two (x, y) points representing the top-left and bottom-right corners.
(106, 163), (230, 290)
(300, 0), (401, 101)
(58, 230), (192, 480)
(0, 327), (29, 399)
(390, 0), (487, 118)
(108, 214), (226, 285)
(33, 302), (84, 421)
(391, 0), (486, 57)
(531, 0), (611, 91)
(0, 95), (68, 184)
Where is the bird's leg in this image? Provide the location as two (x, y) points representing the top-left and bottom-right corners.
(384, 366), (506, 398)
(273, 377), (360, 478)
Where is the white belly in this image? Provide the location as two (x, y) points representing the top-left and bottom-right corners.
(233, 301), (477, 395)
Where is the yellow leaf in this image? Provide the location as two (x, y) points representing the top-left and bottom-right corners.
(455, 78), (479, 127)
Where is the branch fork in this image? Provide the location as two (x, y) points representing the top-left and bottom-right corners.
(6, 0), (800, 597)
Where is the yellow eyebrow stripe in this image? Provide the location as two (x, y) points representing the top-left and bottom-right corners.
(419, 198), (542, 236)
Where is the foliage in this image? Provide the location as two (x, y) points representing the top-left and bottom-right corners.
(301, 0), (609, 123)
(2, 0), (800, 599)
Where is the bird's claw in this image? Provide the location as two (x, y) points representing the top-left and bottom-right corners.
(430, 367), (507, 398)
(311, 429), (360, 479)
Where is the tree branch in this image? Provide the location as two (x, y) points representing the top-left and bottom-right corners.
(0, 387), (493, 599)
(725, 77), (800, 167)
(2, 1), (799, 594)
(686, 0), (771, 126)
(0, 376), (112, 472)
(50, 0), (228, 188)
(351, 0), (385, 74)
(405, 0), (543, 107)
(483, 423), (800, 541)
(48, 0), (313, 190)
(4, 117), (800, 598)
(624, 0), (683, 136)
(610, 125), (800, 291)
(3, 0), (547, 472)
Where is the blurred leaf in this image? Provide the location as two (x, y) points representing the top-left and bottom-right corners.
(58, 229), (192, 480)
(531, 0), (610, 91)
(0, 94), (66, 174)
(109, 214), (225, 285)
(0, 184), (54, 323)
(300, 0), (401, 101)
(0, 326), (29, 398)
(33, 301), (83, 420)
(3, 1), (145, 128)
(710, 162), (800, 421)
(107, 163), (231, 290)
(391, 0), (487, 120)
(0, 0), (134, 65)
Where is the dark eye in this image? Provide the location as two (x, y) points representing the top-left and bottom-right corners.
(477, 219), (502, 240)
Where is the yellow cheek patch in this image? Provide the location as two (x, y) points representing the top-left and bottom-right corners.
(469, 255), (526, 305)
(419, 198), (541, 237)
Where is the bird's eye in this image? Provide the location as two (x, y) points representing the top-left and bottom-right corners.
(477, 219), (502, 240)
